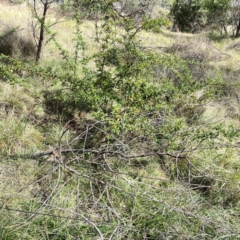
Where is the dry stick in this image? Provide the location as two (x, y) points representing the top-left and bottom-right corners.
(4, 206), (238, 238)
(6, 148), (186, 160)
(2, 161), (235, 235)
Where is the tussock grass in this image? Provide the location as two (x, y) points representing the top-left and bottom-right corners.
(0, 24), (36, 58)
(0, 116), (43, 154)
(0, 82), (45, 155)
(0, 4), (36, 59)
(0, 83), (36, 116)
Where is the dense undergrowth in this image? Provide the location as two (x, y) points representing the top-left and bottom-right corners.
(1, 1), (240, 239)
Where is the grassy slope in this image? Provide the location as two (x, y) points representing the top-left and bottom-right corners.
(1, 2), (240, 239)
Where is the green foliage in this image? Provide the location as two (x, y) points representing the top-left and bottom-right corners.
(1, 1), (240, 239)
(170, 0), (234, 34)
(170, 0), (206, 32)
(203, 0), (231, 30)
(75, 0), (116, 19)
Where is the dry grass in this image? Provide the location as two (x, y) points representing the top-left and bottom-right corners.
(45, 20), (98, 61)
(0, 1), (239, 68)
(0, 82), (43, 117)
(0, 24), (36, 58)
(166, 34), (231, 64)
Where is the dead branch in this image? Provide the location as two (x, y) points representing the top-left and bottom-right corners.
(5, 148), (187, 160)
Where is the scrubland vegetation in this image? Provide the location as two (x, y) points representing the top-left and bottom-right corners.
(1, 0), (240, 239)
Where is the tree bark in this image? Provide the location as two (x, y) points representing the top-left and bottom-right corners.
(36, 0), (49, 63)
(236, 18), (240, 37)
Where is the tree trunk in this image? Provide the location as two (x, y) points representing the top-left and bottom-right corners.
(36, 1), (49, 63)
(222, 23), (228, 35)
(236, 18), (240, 37)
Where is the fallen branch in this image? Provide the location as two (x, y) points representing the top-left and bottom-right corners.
(3, 148), (186, 160)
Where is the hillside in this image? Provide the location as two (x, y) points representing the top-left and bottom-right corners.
(1, 1), (240, 239)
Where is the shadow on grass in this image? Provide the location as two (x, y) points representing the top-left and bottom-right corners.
(207, 32), (231, 42)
